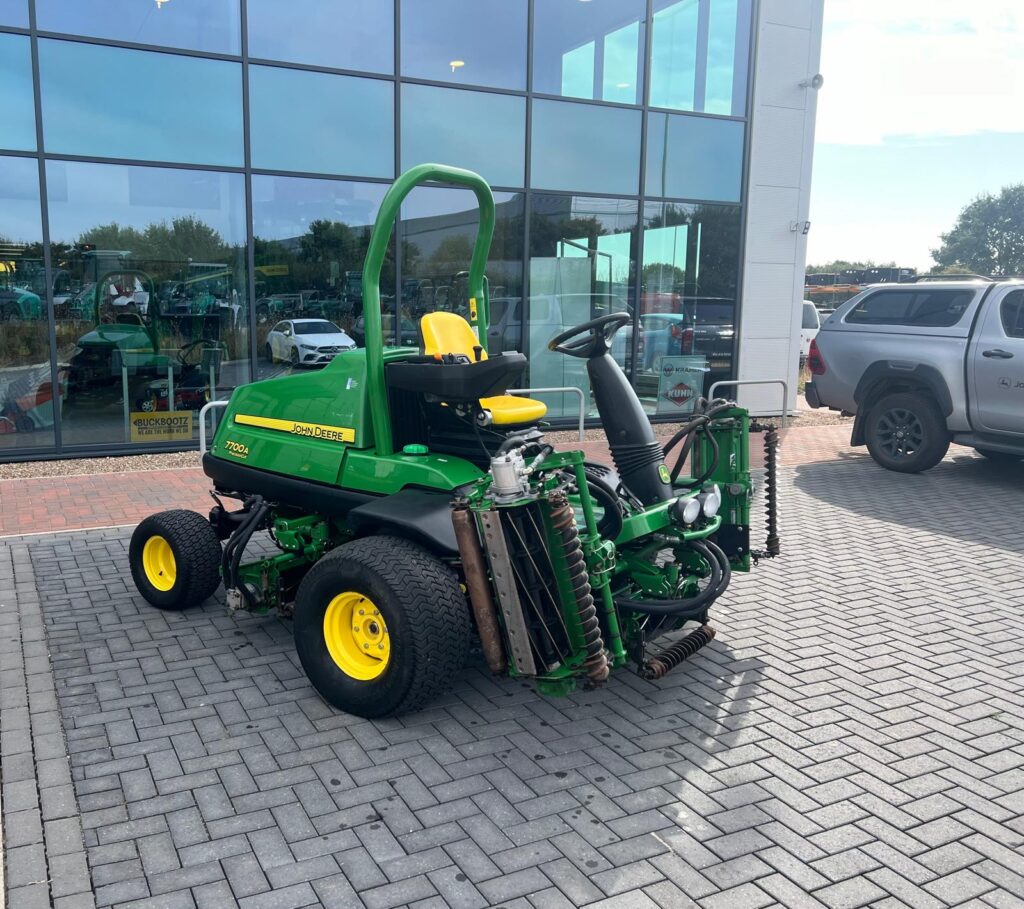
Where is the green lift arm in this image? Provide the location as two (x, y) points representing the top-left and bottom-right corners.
(360, 164), (496, 456)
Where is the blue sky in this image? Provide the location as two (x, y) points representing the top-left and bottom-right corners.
(807, 2), (1024, 270)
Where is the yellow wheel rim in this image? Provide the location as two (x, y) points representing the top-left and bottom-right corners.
(323, 592), (390, 680)
(142, 535), (176, 592)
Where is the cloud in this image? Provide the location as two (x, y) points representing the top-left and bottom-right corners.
(816, 1), (1024, 145)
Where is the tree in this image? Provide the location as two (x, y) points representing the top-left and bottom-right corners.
(932, 184), (1024, 277)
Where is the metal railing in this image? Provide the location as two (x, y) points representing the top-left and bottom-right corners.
(507, 386), (586, 440)
(708, 379), (790, 429)
(198, 399), (230, 456)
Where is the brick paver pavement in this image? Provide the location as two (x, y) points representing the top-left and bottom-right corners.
(0, 424), (859, 538)
(2, 438), (1023, 908)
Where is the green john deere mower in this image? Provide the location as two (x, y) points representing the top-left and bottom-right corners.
(129, 164), (780, 718)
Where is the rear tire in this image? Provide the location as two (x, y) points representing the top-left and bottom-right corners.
(865, 392), (950, 473)
(293, 535), (471, 718)
(130, 510), (222, 609)
(975, 447), (1021, 463)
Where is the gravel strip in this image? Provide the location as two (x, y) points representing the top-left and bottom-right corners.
(0, 411), (850, 480)
(0, 450), (201, 480)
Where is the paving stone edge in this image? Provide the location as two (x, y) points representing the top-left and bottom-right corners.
(1, 539), (96, 909)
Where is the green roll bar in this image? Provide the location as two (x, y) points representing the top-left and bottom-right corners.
(361, 164), (496, 455)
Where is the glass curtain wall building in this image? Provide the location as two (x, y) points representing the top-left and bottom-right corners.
(0, 0), (752, 459)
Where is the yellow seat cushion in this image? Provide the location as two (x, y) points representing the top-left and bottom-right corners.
(480, 395), (547, 425)
(420, 311), (485, 361)
(419, 312), (546, 425)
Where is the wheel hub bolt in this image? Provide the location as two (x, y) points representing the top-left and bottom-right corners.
(358, 608), (365, 615)
(363, 643), (369, 649)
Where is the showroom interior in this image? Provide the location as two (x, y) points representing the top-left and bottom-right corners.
(0, 0), (757, 460)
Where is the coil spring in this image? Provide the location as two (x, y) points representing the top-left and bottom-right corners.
(640, 625), (716, 680)
(763, 426), (780, 557)
(548, 492), (610, 683)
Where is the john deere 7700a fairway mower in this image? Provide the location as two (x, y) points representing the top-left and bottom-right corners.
(129, 165), (779, 718)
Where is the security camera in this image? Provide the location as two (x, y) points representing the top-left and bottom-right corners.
(799, 74), (825, 90)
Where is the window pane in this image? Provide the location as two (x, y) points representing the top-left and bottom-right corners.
(533, 0), (645, 105)
(650, 0), (751, 117)
(646, 112), (743, 202)
(639, 201), (740, 413)
(36, 0), (240, 54)
(39, 40), (243, 167)
(401, 0), (527, 90)
(1002, 291), (1024, 339)
(0, 0), (28, 27)
(400, 187), (525, 352)
(46, 161), (249, 448)
(528, 195), (637, 418)
(0, 34), (36, 151)
(531, 99), (641, 196)
(252, 175), (393, 376)
(846, 290), (974, 328)
(249, 65), (393, 178)
(247, 0), (392, 73)
(0, 156), (54, 454)
(401, 85), (524, 188)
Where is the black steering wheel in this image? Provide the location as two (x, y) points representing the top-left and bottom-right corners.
(548, 311), (631, 359)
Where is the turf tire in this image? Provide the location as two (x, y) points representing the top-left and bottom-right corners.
(294, 535), (472, 718)
(865, 392), (950, 473)
(130, 509), (222, 610)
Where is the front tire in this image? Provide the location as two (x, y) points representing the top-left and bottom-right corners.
(130, 510), (222, 610)
(293, 535), (472, 718)
(865, 392), (950, 473)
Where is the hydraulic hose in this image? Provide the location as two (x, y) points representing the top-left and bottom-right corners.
(222, 496), (266, 608)
(613, 539), (731, 617)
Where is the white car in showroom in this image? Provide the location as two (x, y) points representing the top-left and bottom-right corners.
(265, 319), (357, 367)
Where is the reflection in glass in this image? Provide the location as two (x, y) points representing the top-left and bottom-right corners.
(528, 195), (637, 416)
(0, 33), (36, 151)
(36, 0), (240, 54)
(532, 0), (645, 105)
(251, 175), (394, 377)
(247, 0), (393, 73)
(401, 0), (527, 90)
(639, 200), (740, 413)
(401, 84), (525, 188)
(0, 0), (29, 28)
(649, 0), (751, 117)
(646, 112), (743, 202)
(400, 188), (525, 353)
(0, 156), (55, 453)
(46, 161), (249, 447)
(39, 40), (243, 167)
(249, 65), (393, 178)
(530, 99), (641, 196)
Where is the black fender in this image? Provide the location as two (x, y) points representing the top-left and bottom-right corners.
(851, 362), (953, 445)
(346, 487), (459, 557)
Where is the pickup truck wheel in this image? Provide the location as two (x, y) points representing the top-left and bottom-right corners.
(975, 447), (1021, 463)
(865, 392), (950, 473)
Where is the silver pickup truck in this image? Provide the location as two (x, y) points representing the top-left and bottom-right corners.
(805, 280), (1024, 472)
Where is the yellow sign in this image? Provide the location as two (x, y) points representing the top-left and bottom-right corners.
(256, 264), (290, 277)
(130, 411), (194, 442)
(234, 413), (355, 443)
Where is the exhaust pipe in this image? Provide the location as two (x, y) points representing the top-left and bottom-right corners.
(452, 505), (506, 673)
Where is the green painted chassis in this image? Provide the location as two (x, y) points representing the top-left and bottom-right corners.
(230, 409), (752, 694)
(208, 163), (755, 693)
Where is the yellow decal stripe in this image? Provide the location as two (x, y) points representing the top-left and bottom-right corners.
(234, 414), (355, 443)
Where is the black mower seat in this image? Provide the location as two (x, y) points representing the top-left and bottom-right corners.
(419, 312), (547, 426)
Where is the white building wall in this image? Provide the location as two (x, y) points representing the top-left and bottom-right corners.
(735, 0), (824, 414)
